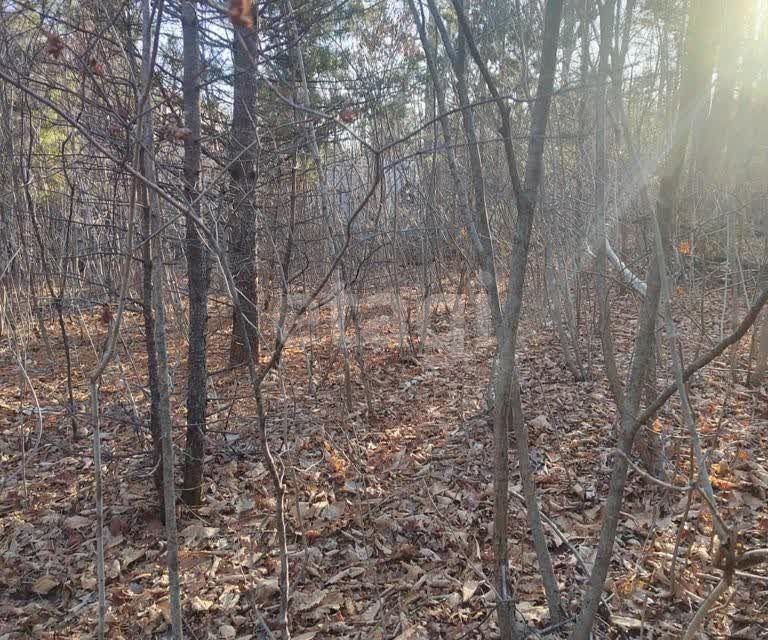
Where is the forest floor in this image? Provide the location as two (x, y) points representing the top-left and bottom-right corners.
(1, 283), (767, 639)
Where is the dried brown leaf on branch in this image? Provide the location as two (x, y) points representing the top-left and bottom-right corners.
(339, 107), (358, 123)
(45, 33), (65, 58)
(89, 57), (105, 77)
(173, 127), (193, 141)
(229, 0), (254, 29)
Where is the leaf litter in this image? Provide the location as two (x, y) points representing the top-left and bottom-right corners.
(0, 287), (767, 638)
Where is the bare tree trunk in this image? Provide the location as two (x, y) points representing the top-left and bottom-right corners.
(88, 211), (136, 640)
(595, 0), (624, 408)
(420, 240), (432, 353)
(545, 241), (583, 380)
(140, 0), (183, 636)
(424, 0), (502, 331)
(350, 298), (375, 416)
(87, 140), (141, 640)
(750, 315), (768, 384)
(140, 182), (164, 511)
(409, 0), (498, 339)
(724, 198), (738, 379)
(411, 0), (505, 408)
(22, 151), (79, 438)
(749, 266), (768, 386)
(560, 0), (578, 82)
(228, 13), (259, 368)
(606, 42), (671, 481)
(15, 112), (54, 366)
(448, 0), (564, 633)
(147, 185), (184, 640)
(571, 3), (710, 637)
(180, 0), (209, 507)
(336, 281), (354, 411)
(649, 128), (737, 640)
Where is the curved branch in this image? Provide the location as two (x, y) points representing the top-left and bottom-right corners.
(636, 285), (768, 428)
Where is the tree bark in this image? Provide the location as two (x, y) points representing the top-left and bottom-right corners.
(140, 182), (164, 511)
(180, 0), (209, 508)
(595, 0), (624, 408)
(140, 0), (183, 636)
(228, 12), (260, 367)
(749, 292), (768, 386)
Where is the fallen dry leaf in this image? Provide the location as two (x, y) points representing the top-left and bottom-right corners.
(461, 577), (480, 603)
(218, 623), (236, 638)
(190, 596), (214, 612)
(63, 515), (90, 529)
(251, 578), (279, 603)
(30, 575), (59, 595)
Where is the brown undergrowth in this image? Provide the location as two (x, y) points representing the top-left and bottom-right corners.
(1, 283), (767, 639)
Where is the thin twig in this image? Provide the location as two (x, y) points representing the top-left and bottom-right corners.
(613, 448), (695, 492)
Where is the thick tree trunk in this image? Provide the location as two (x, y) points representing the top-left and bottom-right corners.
(228, 16), (259, 367)
(181, 1), (209, 508)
